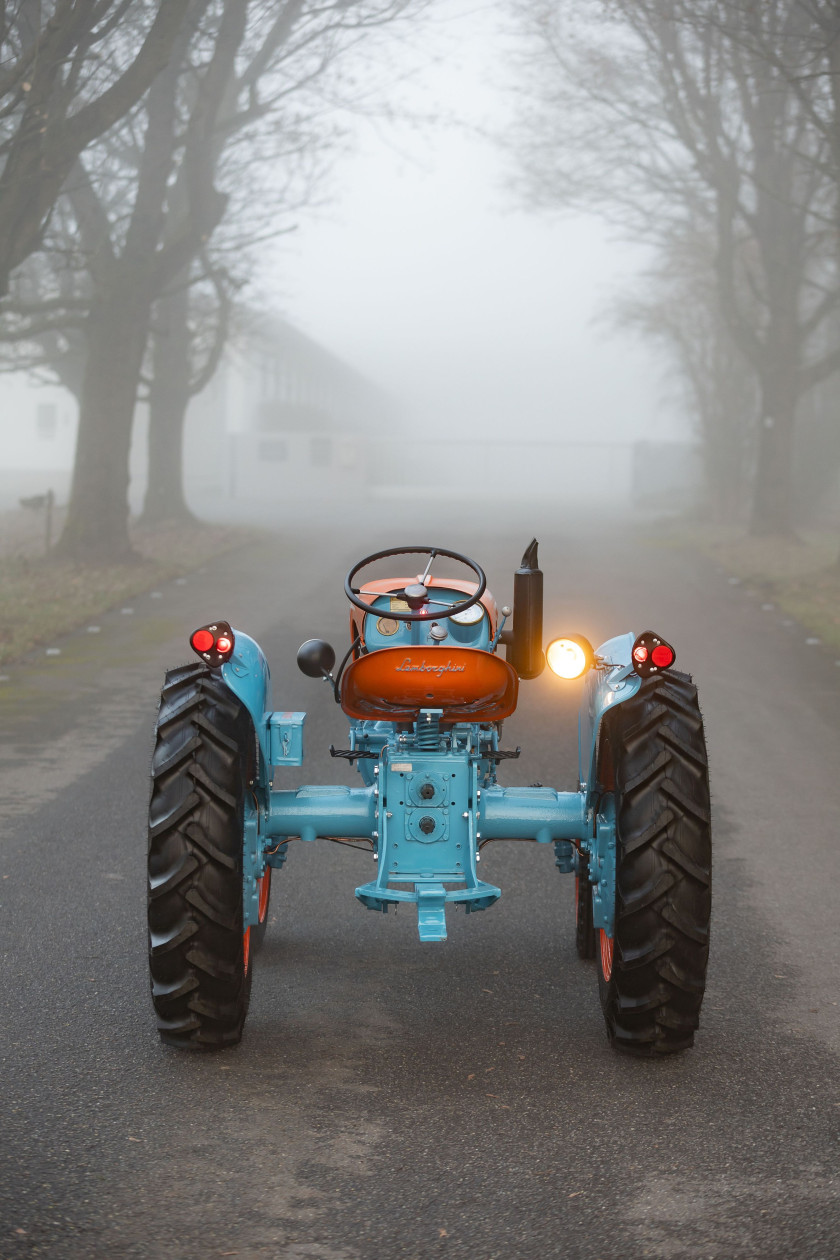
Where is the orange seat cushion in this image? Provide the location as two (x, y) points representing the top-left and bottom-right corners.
(341, 646), (518, 722)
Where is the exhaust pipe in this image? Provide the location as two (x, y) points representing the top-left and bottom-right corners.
(503, 538), (544, 679)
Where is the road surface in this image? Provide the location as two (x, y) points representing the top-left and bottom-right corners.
(1, 513), (839, 1259)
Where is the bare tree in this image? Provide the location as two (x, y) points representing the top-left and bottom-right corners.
(508, 0), (840, 536)
(139, 50), (339, 526)
(0, 0), (191, 296)
(139, 262), (233, 526)
(612, 222), (757, 523)
(2, 0), (424, 561)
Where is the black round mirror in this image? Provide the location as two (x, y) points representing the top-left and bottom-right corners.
(296, 638), (336, 679)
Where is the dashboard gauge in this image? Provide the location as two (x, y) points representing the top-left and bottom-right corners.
(376, 617), (399, 636)
(450, 603), (484, 626)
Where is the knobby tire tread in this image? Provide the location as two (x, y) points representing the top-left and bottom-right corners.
(598, 670), (711, 1056)
(575, 855), (596, 960)
(148, 662), (252, 1049)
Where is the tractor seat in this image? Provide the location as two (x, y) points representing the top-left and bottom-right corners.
(340, 646), (518, 722)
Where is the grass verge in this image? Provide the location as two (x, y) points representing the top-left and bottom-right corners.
(657, 522), (840, 655)
(0, 522), (257, 667)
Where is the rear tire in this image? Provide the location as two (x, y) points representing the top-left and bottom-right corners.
(147, 663), (254, 1050)
(575, 854), (596, 959)
(596, 671), (711, 1056)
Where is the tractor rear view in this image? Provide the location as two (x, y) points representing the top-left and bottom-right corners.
(148, 542), (711, 1055)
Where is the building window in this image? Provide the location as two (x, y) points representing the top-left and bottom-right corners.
(310, 437), (332, 467)
(259, 439), (288, 462)
(37, 402), (57, 440)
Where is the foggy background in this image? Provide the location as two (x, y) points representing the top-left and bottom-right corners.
(273, 4), (673, 446)
(0, 0), (691, 535)
(3, 0), (840, 548)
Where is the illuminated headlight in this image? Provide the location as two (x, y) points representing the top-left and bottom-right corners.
(546, 636), (594, 679)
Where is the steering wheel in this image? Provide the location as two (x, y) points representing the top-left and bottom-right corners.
(345, 546), (487, 623)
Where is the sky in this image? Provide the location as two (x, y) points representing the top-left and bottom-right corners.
(270, 1), (685, 447)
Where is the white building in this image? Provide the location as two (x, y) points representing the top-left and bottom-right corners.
(0, 374), (77, 510)
(183, 310), (395, 515)
(0, 310), (701, 523)
(0, 309), (396, 518)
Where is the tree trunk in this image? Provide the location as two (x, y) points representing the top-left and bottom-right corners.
(0, 0), (190, 297)
(140, 282), (195, 525)
(55, 277), (152, 562)
(750, 372), (797, 537)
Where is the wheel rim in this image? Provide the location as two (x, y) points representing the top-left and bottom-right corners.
(257, 868), (271, 923)
(243, 927), (251, 976)
(600, 930), (614, 981)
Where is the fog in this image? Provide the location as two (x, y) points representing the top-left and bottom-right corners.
(2, 0), (836, 539)
(273, 3), (678, 452)
(169, 2), (690, 527)
(0, 1), (697, 540)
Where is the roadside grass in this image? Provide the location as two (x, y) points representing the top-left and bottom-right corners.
(0, 521), (258, 667)
(655, 521), (840, 654)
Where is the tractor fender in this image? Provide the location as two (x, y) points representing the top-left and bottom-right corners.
(220, 630), (273, 788)
(578, 632), (642, 804)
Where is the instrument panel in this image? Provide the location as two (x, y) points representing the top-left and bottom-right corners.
(363, 588), (492, 651)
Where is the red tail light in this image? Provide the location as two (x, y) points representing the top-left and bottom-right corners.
(190, 621), (235, 667)
(651, 643), (675, 668)
(631, 631), (676, 678)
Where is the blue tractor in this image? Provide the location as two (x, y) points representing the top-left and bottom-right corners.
(147, 542), (711, 1055)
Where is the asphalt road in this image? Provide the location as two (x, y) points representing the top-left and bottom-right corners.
(2, 511), (840, 1260)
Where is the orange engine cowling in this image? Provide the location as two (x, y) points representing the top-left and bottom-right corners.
(340, 646), (518, 723)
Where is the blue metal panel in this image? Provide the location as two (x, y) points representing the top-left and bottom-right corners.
(242, 796), (263, 930)
(353, 734), (503, 939)
(265, 785), (376, 843)
(416, 885), (448, 941)
(221, 630), (273, 788)
(380, 750), (471, 881)
(268, 711), (306, 767)
(220, 633), (306, 779)
(578, 632), (642, 799)
(589, 796), (616, 937)
(362, 588), (491, 652)
(480, 786), (588, 844)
